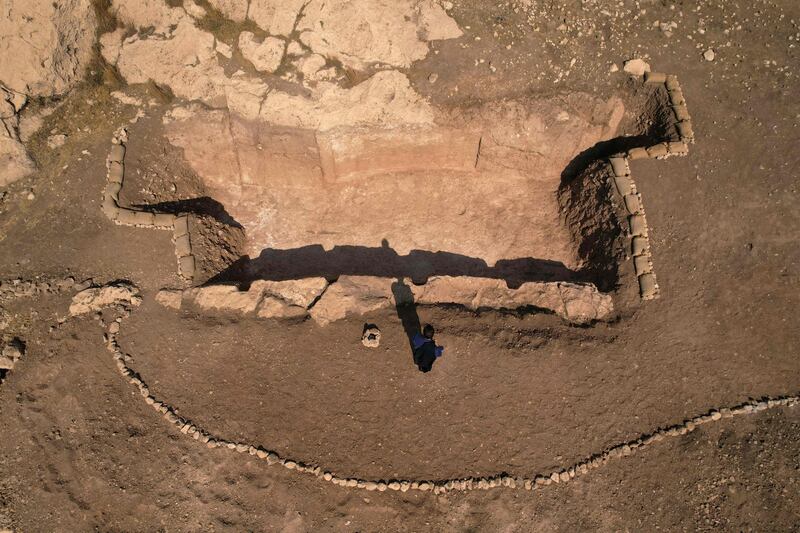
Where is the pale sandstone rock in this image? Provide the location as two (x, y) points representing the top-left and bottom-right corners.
(297, 0), (461, 69)
(295, 54), (328, 81)
(260, 70), (434, 130)
(238, 32), (285, 73)
(256, 296), (308, 319)
(2, 340), (23, 362)
(69, 283), (142, 315)
(558, 282), (614, 323)
(224, 72), (270, 118)
(286, 41), (304, 56)
(184, 1), (207, 19)
(417, 0), (463, 41)
(216, 40), (233, 59)
(254, 278), (328, 319)
(110, 0), (186, 32)
(0, 129), (35, 187)
(251, 278), (328, 308)
(623, 58), (651, 77)
(115, 19), (228, 104)
(409, 276), (612, 323)
(100, 28), (125, 66)
(155, 289), (183, 310)
(0, 0), (97, 97)
(185, 284), (264, 314)
(316, 126), (480, 181)
(248, 0), (307, 36)
(309, 276), (395, 326)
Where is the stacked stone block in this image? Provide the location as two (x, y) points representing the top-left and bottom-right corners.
(610, 71), (695, 300)
(101, 133), (197, 282)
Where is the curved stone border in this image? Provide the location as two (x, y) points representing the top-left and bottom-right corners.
(606, 72), (694, 300)
(101, 129), (197, 282)
(102, 314), (798, 494)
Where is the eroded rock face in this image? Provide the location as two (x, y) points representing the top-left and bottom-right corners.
(155, 289), (183, 310)
(248, 0), (307, 36)
(251, 278), (329, 309)
(111, 19), (228, 105)
(110, 0), (185, 32)
(411, 277), (613, 323)
(0, 86), (35, 186)
(308, 276), (396, 326)
(69, 283), (142, 316)
(0, 0), (97, 98)
(238, 32), (285, 74)
(297, 0), (462, 69)
(259, 71), (434, 130)
(184, 278), (329, 319)
(185, 284), (263, 314)
(180, 275), (612, 325)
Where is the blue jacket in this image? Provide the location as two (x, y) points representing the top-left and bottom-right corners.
(412, 334), (442, 373)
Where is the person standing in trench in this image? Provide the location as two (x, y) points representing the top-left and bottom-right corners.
(391, 279), (444, 373)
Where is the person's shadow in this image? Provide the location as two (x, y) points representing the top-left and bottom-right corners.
(391, 279), (421, 364)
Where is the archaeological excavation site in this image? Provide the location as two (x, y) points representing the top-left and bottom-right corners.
(1, 0), (798, 530)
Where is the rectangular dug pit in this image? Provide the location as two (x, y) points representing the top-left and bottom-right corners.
(163, 94), (625, 294)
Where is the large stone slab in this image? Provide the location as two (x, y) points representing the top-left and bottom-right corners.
(309, 276), (395, 326)
(409, 276), (613, 323)
(185, 284), (264, 314)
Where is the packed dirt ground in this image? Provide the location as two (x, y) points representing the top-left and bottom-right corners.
(1, 0), (799, 531)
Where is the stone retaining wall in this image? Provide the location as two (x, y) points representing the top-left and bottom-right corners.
(101, 129), (197, 282)
(606, 71), (694, 300)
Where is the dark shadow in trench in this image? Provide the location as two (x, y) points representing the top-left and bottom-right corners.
(131, 196), (243, 229)
(206, 238), (583, 289)
(391, 279), (421, 361)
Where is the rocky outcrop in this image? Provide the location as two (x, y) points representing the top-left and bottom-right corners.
(69, 282), (142, 316)
(248, 0), (307, 37)
(0, 0), (97, 98)
(185, 278), (329, 318)
(259, 70), (434, 130)
(297, 0), (462, 69)
(308, 276), (396, 326)
(177, 275), (612, 325)
(110, 19), (228, 105)
(155, 289), (183, 310)
(238, 32), (285, 74)
(110, 0), (185, 32)
(0, 85), (35, 186)
(185, 284), (264, 314)
(410, 277), (613, 324)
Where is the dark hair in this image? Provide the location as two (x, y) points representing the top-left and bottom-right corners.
(422, 324), (435, 339)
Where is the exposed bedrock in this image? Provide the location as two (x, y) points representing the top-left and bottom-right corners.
(0, 0), (96, 185)
(178, 276), (613, 325)
(163, 95), (624, 269)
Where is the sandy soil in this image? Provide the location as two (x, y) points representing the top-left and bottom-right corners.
(0, 0), (799, 531)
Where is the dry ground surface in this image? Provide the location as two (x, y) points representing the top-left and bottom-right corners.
(1, 0), (799, 531)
